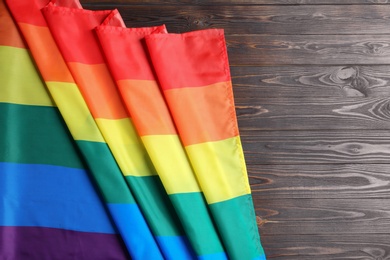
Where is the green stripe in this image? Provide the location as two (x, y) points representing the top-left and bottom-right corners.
(77, 141), (135, 204)
(0, 103), (83, 169)
(169, 192), (226, 256)
(125, 176), (183, 237)
(209, 194), (265, 260)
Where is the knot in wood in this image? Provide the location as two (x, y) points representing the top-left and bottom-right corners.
(186, 15), (211, 29)
(346, 144), (362, 154)
(337, 67), (357, 80)
(256, 216), (267, 227)
(364, 42), (389, 55)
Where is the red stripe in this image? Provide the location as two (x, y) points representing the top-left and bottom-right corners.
(145, 29), (231, 90)
(5, 0), (82, 27)
(42, 4), (124, 64)
(6, 0), (52, 27)
(96, 25), (167, 81)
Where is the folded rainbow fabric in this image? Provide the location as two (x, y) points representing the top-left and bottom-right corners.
(0, 0), (129, 258)
(3, 0), (266, 259)
(5, 0), (162, 258)
(95, 24), (227, 259)
(41, 3), (196, 259)
(145, 30), (266, 260)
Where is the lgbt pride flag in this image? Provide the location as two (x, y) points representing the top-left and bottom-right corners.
(96, 24), (227, 259)
(145, 29), (266, 260)
(3, 0), (266, 259)
(42, 4), (195, 258)
(5, 0), (163, 258)
(0, 1), (129, 258)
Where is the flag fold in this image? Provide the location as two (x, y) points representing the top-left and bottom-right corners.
(2, 0), (266, 259)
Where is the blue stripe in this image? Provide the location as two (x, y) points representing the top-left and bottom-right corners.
(252, 255), (267, 260)
(0, 162), (116, 234)
(107, 203), (164, 260)
(155, 236), (196, 260)
(198, 252), (228, 260)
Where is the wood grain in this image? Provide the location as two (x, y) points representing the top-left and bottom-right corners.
(253, 198), (390, 235)
(231, 66), (390, 99)
(236, 97), (390, 130)
(248, 164), (390, 199)
(81, 5), (390, 35)
(261, 234), (390, 260)
(226, 35), (390, 66)
(240, 130), (390, 164)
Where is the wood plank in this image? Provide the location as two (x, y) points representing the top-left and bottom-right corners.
(236, 97), (390, 130)
(231, 66), (390, 99)
(240, 130), (390, 164)
(248, 164), (390, 199)
(82, 0), (390, 6)
(81, 5), (390, 35)
(260, 234), (390, 260)
(226, 35), (390, 66)
(253, 198), (390, 235)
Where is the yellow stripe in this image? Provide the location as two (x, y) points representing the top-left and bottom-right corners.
(46, 81), (105, 142)
(96, 118), (157, 177)
(141, 135), (201, 194)
(185, 136), (251, 204)
(0, 46), (54, 106)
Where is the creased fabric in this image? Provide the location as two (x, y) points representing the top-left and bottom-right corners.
(95, 24), (228, 259)
(5, 0), (162, 259)
(3, 0), (266, 259)
(0, 0), (129, 259)
(41, 2), (195, 259)
(145, 29), (266, 260)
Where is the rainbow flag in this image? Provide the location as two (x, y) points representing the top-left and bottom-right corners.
(5, 0), (162, 258)
(3, 0), (266, 259)
(145, 29), (266, 260)
(0, 0), (129, 258)
(41, 2), (195, 259)
(96, 24), (228, 259)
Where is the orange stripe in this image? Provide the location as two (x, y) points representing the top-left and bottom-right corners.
(18, 23), (74, 83)
(0, 1), (25, 48)
(67, 62), (128, 119)
(117, 79), (176, 136)
(164, 81), (239, 146)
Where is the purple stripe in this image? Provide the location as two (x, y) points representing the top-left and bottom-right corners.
(0, 226), (130, 260)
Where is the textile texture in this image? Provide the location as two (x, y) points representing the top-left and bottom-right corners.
(1, 0), (266, 259)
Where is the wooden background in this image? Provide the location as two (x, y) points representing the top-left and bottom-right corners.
(81, 1), (390, 259)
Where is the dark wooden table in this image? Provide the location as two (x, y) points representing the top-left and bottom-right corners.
(82, 1), (390, 259)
